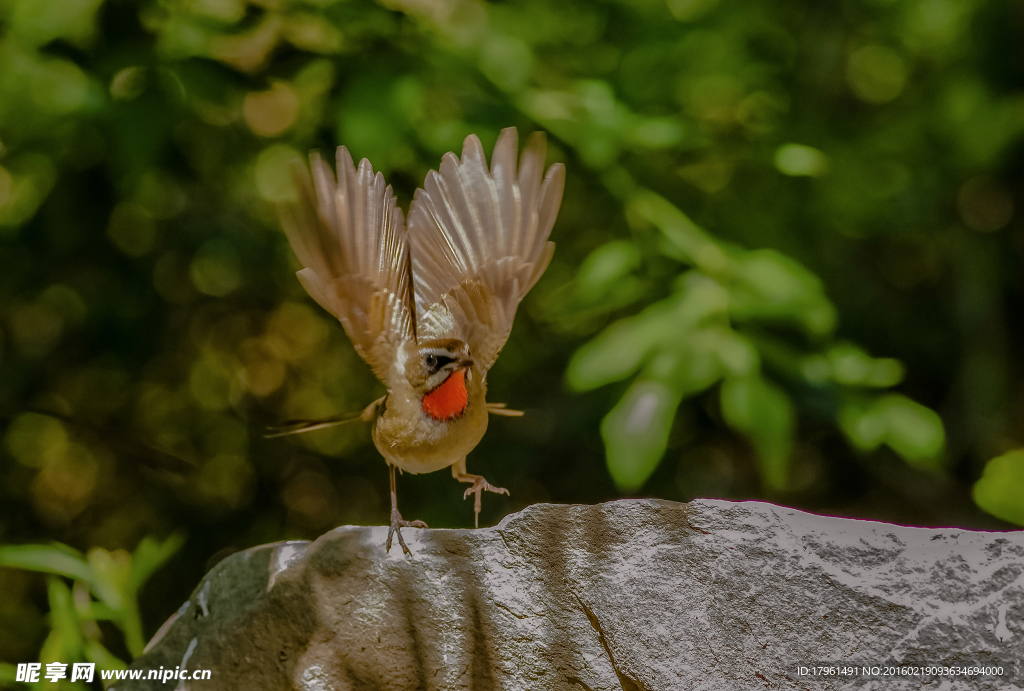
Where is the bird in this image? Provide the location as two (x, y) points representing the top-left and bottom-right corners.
(271, 127), (565, 554)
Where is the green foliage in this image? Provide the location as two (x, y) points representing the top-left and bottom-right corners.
(568, 241), (643, 314)
(601, 380), (683, 492)
(973, 450), (1024, 526)
(720, 374), (794, 490)
(0, 533), (183, 674)
(0, 545), (94, 585)
(839, 395), (945, 470)
(567, 193), (945, 490)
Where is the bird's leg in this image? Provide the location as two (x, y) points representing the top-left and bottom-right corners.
(451, 457), (509, 529)
(386, 463), (427, 555)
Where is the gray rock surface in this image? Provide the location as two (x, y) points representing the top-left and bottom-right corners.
(121, 499), (1023, 690)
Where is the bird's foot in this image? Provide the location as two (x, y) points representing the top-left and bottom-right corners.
(386, 509), (428, 556)
(461, 476), (509, 529)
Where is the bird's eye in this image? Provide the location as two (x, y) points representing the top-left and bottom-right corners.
(424, 353), (455, 371)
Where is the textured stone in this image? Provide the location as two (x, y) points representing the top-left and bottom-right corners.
(120, 499), (1023, 690)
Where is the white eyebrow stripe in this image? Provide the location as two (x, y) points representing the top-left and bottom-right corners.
(422, 347), (459, 356)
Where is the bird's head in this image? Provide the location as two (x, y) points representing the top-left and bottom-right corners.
(407, 339), (474, 421)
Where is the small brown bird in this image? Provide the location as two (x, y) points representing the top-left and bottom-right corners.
(272, 128), (565, 553)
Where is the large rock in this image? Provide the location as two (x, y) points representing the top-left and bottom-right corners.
(120, 499), (1023, 690)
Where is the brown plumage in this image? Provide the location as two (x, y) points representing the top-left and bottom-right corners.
(275, 128), (565, 554)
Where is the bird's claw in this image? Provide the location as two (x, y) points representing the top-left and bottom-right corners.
(386, 509), (428, 556)
(462, 478), (509, 528)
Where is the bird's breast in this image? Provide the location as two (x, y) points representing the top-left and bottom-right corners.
(421, 369), (469, 421)
(373, 370), (488, 474)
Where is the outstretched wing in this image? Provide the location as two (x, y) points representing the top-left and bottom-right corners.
(278, 147), (415, 382)
(407, 128), (565, 372)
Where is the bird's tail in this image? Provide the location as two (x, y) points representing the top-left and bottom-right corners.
(265, 396), (385, 438)
(486, 402), (524, 417)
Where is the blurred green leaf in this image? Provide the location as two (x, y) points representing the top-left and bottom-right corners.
(825, 343), (904, 388)
(479, 35), (534, 92)
(875, 395), (946, 466)
(567, 273), (728, 391)
(840, 399), (892, 450)
(628, 117), (686, 149)
(571, 240), (642, 309)
(85, 549), (128, 613)
(86, 547), (147, 657)
(5, 0), (106, 48)
(711, 329), (759, 379)
(131, 532), (185, 590)
(720, 374), (795, 489)
(840, 395), (945, 469)
(973, 450), (1024, 526)
(627, 190), (729, 273)
(84, 639), (128, 670)
(0, 534), (171, 665)
(728, 250), (837, 337)
(601, 379), (683, 492)
(0, 153), (59, 230)
(567, 306), (671, 391)
(40, 577), (82, 664)
(75, 601), (117, 622)
(654, 336), (721, 395)
(0, 544), (94, 585)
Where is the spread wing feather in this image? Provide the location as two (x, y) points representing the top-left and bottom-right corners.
(278, 147), (414, 382)
(407, 128), (565, 371)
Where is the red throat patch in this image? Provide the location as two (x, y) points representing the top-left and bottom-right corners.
(422, 369), (468, 421)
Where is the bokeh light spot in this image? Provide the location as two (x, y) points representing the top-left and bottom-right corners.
(243, 82), (300, 137)
(255, 144), (302, 202)
(239, 337), (285, 397)
(109, 66), (147, 101)
(847, 45), (908, 104)
(196, 453), (255, 509)
(189, 349), (236, 411)
(31, 443), (100, 525)
(190, 239), (242, 296)
(107, 202), (157, 256)
(774, 144), (829, 177)
(282, 13), (343, 53)
(5, 413), (69, 468)
(267, 302), (329, 361)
